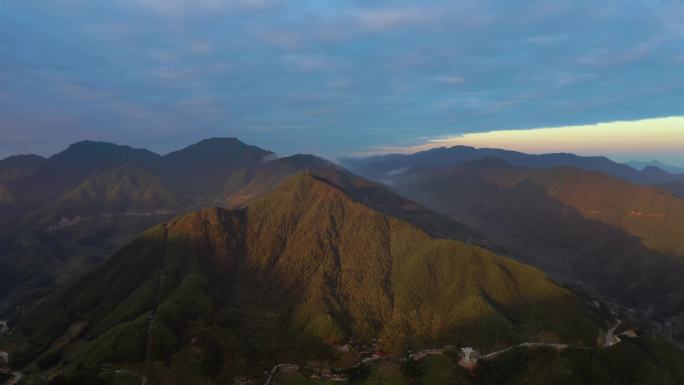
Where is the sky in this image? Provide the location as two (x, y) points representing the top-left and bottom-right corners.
(1, 0), (683, 163)
(374, 117), (684, 165)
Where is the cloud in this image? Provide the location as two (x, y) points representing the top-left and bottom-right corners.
(369, 117), (684, 164)
(354, 7), (442, 31)
(525, 34), (570, 45)
(252, 28), (303, 49)
(1, 0), (682, 159)
(577, 36), (666, 68)
(113, 0), (282, 16)
(436, 76), (464, 86)
(187, 41), (212, 54)
(281, 53), (340, 72)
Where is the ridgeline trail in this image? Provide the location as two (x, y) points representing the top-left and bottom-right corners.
(141, 223), (169, 385)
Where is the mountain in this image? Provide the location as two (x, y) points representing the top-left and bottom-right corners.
(0, 154), (45, 184)
(158, 137), (273, 201)
(628, 160), (684, 174)
(5, 173), (605, 384)
(0, 138), (275, 217)
(0, 155), (45, 207)
(29, 165), (194, 224)
(0, 140), (481, 323)
(373, 158), (684, 331)
(344, 145), (684, 185)
(1, 141), (161, 209)
(439, 160), (684, 257)
(638, 166), (684, 184)
(657, 181), (684, 199)
(222, 154), (345, 206)
(0, 185), (14, 205)
(224, 154), (482, 243)
(0, 139), (263, 314)
(0, 144), (173, 311)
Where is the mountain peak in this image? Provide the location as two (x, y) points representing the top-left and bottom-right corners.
(158, 138), (275, 197)
(52, 140), (161, 166)
(641, 165), (669, 175)
(627, 159), (684, 174)
(0, 154), (46, 164)
(252, 171), (354, 205)
(63, 140), (155, 155)
(192, 137), (246, 148)
(167, 137), (272, 159)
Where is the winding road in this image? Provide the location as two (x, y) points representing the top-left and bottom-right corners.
(4, 371), (22, 385)
(603, 320), (623, 348)
(260, 320), (627, 385)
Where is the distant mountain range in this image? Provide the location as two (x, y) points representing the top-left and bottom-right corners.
(2, 139), (684, 384)
(374, 159), (684, 304)
(0, 138), (268, 211)
(4, 140), (684, 316)
(0, 173), (641, 384)
(343, 145), (684, 187)
(627, 160), (684, 174)
(347, 152), (684, 345)
(0, 138), (476, 312)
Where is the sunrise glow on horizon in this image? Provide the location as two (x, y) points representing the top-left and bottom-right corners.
(371, 116), (684, 166)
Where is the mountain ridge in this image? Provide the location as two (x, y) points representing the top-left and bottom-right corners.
(0, 139), (482, 321)
(345, 145), (684, 186)
(5, 172), (604, 384)
(373, 157), (684, 328)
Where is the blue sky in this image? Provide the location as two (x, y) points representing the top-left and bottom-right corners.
(1, 0), (683, 162)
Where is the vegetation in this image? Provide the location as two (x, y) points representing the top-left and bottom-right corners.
(386, 158), (684, 320)
(261, 339), (684, 385)
(0, 140), (684, 385)
(4, 173), (612, 384)
(34, 164), (192, 222)
(0, 139), (478, 318)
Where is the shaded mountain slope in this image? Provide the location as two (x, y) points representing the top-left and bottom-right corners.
(0, 138), (272, 213)
(0, 154), (45, 184)
(0, 139), (271, 311)
(1, 141), (161, 209)
(0, 140), (479, 320)
(382, 159), (684, 323)
(6, 173), (603, 384)
(438, 159), (684, 256)
(657, 181), (684, 199)
(158, 137), (273, 200)
(0, 185), (14, 206)
(225, 154), (481, 242)
(31, 165), (193, 223)
(0, 213), (180, 315)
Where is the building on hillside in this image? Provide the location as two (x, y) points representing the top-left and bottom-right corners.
(460, 347), (478, 365)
